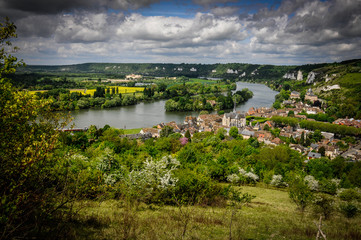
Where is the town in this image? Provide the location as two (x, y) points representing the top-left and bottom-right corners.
(137, 90), (361, 162)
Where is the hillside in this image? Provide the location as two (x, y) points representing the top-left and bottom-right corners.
(278, 59), (361, 119)
(16, 59), (359, 81)
(16, 62), (327, 79)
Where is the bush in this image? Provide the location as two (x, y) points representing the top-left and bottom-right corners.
(338, 188), (361, 202)
(270, 175), (288, 188)
(289, 176), (314, 211)
(319, 179), (340, 195)
(312, 194), (334, 219)
(340, 202), (359, 218)
(173, 169), (226, 205)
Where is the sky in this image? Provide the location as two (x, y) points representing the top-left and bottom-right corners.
(1, 0), (361, 65)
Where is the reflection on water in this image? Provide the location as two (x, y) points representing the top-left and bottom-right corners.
(70, 82), (278, 129)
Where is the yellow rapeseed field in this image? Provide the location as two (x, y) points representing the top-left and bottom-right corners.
(29, 86), (144, 96)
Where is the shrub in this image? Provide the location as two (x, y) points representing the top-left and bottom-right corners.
(289, 176), (314, 211)
(270, 175), (288, 188)
(319, 179), (340, 195)
(173, 169), (226, 205)
(304, 175), (319, 191)
(338, 188), (361, 202)
(125, 155), (179, 203)
(312, 194), (335, 219)
(238, 168), (259, 184)
(340, 202), (359, 218)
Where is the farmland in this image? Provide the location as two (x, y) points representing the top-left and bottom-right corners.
(29, 86), (144, 96)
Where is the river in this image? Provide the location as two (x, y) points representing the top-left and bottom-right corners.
(70, 82), (278, 129)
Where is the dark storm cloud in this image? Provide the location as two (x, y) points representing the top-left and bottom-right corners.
(0, 0), (160, 15)
(5, 0), (361, 65)
(15, 15), (60, 38)
(247, 0), (361, 46)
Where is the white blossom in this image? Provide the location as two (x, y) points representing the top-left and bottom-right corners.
(270, 175), (287, 187)
(127, 155), (179, 191)
(304, 175), (319, 191)
(238, 168), (259, 182)
(227, 174), (240, 183)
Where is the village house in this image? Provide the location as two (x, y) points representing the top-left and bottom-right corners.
(290, 91), (300, 99)
(283, 100), (294, 106)
(333, 118), (361, 128)
(197, 114), (222, 132)
(276, 109), (288, 117)
(222, 112), (246, 128)
(166, 121), (181, 131)
(247, 107), (256, 115)
(156, 123), (165, 129)
(341, 144), (361, 161)
(290, 144), (306, 153)
(308, 152), (322, 159)
(140, 128), (160, 138)
(255, 131), (272, 143)
(184, 116), (197, 127)
(126, 74), (142, 80)
(324, 145), (339, 160)
(304, 88), (318, 102)
(271, 137), (283, 145)
(321, 132), (334, 141)
(240, 129), (255, 139)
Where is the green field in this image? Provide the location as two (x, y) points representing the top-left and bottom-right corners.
(55, 185), (361, 240)
(123, 128), (142, 134)
(29, 86), (144, 96)
(188, 78), (218, 84)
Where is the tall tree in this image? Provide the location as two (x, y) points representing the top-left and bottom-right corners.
(0, 18), (70, 238)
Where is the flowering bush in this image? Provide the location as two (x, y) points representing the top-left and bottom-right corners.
(227, 168), (259, 185)
(125, 155), (179, 202)
(179, 137), (188, 145)
(227, 174), (240, 184)
(239, 168), (259, 183)
(270, 175), (288, 188)
(304, 175), (319, 191)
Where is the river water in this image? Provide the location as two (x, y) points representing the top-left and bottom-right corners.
(70, 82), (278, 129)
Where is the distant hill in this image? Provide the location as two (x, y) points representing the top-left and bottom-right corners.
(18, 60), (360, 79)
(15, 61), (332, 79)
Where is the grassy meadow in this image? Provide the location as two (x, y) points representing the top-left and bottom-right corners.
(123, 128), (142, 134)
(51, 185), (361, 240)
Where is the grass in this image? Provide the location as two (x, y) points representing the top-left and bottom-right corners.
(123, 128), (142, 134)
(188, 78), (217, 84)
(50, 185), (361, 239)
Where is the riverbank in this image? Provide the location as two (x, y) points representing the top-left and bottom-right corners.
(70, 82), (278, 129)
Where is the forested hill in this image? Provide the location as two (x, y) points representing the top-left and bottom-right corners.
(17, 59), (361, 79)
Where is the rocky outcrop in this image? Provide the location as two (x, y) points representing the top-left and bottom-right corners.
(306, 71), (317, 84)
(297, 70), (303, 81)
(322, 85), (341, 91)
(283, 72), (296, 80)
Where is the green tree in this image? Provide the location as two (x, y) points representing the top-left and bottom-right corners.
(160, 125), (174, 138)
(0, 18), (70, 238)
(289, 177), (313, 212)
(229, 126), (239, 139)
(185, 130), (191, 142)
